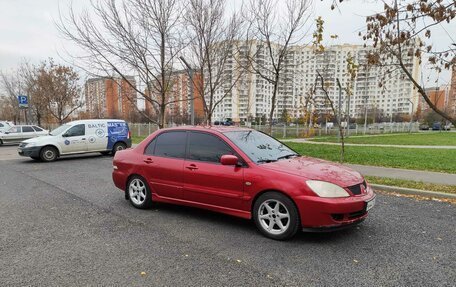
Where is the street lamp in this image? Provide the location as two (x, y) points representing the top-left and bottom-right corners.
(179, 56), (195, 126)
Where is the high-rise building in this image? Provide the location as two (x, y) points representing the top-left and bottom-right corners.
(144, 70), (205, 123)
(85, 76), (137, 120)
(419, 86), (451, 114)
(211, 41), (421, 122)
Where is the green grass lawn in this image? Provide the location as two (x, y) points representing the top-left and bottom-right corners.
(286, 142), (456, 174)
(132, 135), (147, 144)
(309, 132), (456, 146)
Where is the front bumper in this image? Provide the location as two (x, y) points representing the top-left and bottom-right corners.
(17, 146), (42, 157)
(295, 191), (376, 229)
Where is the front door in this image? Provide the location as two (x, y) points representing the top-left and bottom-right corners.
(141, 131), (186, 199)
(3, 126), (23, 143)
(183, 132), (245, 210)
(60, 124), (88, 153)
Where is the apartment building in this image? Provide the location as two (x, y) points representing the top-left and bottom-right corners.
(449, 65), (456, 117)
(211, 41), (421, 122)
(144, 70), (205, 122)
(85, 76), (137, 120)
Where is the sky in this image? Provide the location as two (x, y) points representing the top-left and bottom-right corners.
(0, 0), (454, 85)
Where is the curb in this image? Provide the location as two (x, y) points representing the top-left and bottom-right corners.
(371, 184), (456, 199)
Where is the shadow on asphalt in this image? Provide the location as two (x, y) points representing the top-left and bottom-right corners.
(18, 153), (112, 163)
(129, 200), (364, 243)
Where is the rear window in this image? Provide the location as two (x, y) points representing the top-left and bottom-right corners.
(153, 131), (186, 159)
(22, 126), (34, 132)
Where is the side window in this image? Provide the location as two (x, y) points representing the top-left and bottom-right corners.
(154, 131), (186, 158)
(22, 126), (34, 132)
(0, 123), (3, 127)
(144, 138), (156, 156)
(65, 124), (85, 137)
(187, 132), (235, 163)
(32, 126), (43, 132)
(8, 127), (20, 133)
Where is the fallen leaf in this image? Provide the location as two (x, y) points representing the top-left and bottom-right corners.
(353, 259), (359, 263)
(236, 259), (242, 263)
(140, 272), (146, 276)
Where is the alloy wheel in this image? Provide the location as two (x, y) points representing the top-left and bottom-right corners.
(258, 199), (290, 235)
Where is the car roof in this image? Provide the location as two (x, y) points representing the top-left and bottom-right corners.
(159, 125), (253, 134)
(67, 119), (126, 126)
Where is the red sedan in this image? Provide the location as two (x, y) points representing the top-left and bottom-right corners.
(112, 126), (375, 240)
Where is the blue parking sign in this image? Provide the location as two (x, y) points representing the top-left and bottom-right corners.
(18, 95), (28, 108)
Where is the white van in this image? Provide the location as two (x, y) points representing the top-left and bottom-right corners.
(18, 119), (132, 162)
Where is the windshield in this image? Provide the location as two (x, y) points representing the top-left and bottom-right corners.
(50, 124), (70, 136)
(223, 130), (298, 164)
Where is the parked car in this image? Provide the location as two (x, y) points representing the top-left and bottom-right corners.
(432, 122), (451, 131)
(0, 121), (13, 133)
(0, 125), (48, 145)
(17, 119), (131, 162)
(419, 123), (430, 130)
(112, 126), (376, 240)
(214, 118), (234, 126)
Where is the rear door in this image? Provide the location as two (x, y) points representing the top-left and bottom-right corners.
(60, 124), (88, 153)
(183, 132), (245, 210)
(86, 121), (108, 151)
(140, 131), (186, 199)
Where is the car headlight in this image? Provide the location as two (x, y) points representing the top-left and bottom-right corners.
(306, 180), (350, 198)
(24, 142), (37, 147)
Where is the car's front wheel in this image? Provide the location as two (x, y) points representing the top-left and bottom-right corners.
(253, 192), (300, 240)
(40, 146), (58, 162)
(127, 176), (153, 209)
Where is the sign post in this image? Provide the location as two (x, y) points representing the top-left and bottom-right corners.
(17, 95), (28, 124)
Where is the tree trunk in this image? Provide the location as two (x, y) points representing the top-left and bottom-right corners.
(268, 79), (279, 134)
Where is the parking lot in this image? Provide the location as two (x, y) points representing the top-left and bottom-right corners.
(0, 146), (455, 286)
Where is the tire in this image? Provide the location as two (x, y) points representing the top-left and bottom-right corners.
(112, 142), (127, 156)
(127, 175), (153, 209)
(100, 151), (111, 156)
(0, 139), (3, 145)
(40, 146), (58, 162)
(253, 192), (300, 240)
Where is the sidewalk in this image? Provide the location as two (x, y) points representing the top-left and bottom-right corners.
(283, 138), (456, 149)
(345, 164), (456, 186)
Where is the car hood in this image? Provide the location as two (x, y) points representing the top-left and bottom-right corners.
(261, 156), (363, 187)
(22, 135), (55, 144)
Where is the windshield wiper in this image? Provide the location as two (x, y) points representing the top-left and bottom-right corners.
(276, 154), (299, 161)
(257, 158), (278, 164)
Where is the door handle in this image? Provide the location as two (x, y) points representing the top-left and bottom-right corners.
(143, 158), (154, 164)
(185, 164), (198, 170)
(82, 138), (86, 140)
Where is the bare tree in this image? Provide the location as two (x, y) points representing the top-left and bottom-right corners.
(58, 0), (186, 128)
(362, 0), (456, 126)
(0, 70), (25, 124)
(183, 0), (244, 124)
(246, 0), (312, 132)
(34, 60), (83, 124)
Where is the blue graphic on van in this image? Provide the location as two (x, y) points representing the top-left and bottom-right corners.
(107, 122), (128, 150)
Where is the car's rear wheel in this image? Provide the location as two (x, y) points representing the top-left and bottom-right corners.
(40, 146), (58, 162)
(112, 142), (127, 156)
(127, 176), (153, 209)
(253, 192), (300, 240)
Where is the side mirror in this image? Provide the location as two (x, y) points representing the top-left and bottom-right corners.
(220, 155), (239, 166)
(62, 133), (69, 137)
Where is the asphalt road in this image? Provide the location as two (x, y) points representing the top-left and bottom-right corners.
(0, 147), (455, 286)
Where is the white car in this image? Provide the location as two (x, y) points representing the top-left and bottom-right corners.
(0, 125), (48, 145)
(18, 119), (132, 162)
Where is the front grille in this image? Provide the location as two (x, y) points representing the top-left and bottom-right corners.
(347, 180), (366, 195)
